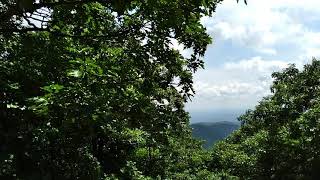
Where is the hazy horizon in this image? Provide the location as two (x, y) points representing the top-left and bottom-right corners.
(188, 108), (246, 124)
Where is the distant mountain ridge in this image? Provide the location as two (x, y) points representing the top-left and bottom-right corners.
(191, 121), (240, 148)
(189, 109), (245, 123)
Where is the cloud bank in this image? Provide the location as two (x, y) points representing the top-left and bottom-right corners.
(187, 57), (288, 111)
(185, 0), (320, 119)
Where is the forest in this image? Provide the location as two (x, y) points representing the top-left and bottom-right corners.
(1, 0), (320, 179)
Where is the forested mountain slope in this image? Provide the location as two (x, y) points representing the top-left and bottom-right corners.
(191, 121), (239, 148)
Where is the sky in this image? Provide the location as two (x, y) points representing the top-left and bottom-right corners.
(184, 0), (320, 123)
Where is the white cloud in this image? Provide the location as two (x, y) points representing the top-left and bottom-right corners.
(202, 0), (320, 58)
(187, 57), (289, 111)
(194, 81), (266, 98)
(224, 56), (288, 73)
(259, 48), (278, 56)
(187, 0), (320, 115)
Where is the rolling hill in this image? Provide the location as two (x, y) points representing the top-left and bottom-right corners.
(191, 121), (240, 148)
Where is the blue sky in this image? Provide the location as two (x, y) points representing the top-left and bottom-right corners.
(182, 0), (320, 122)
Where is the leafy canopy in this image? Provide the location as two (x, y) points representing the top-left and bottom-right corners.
(1, 0), (229, 179)
(210, 59), (320, 179)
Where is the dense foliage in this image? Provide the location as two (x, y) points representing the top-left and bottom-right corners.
(0, 0), (242, 179)
(210, 60), (320, 179)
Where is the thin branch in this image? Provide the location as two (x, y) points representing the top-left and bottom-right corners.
(23, 15), (38, 28)
(26, 15), (50, 23)
(37, 8), (51, 14)
(33, 10), (51, 18)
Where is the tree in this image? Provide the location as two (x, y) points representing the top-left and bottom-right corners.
(1, 0), (248, 33)
(1, 0), (226, 179)
(210, 59), (320, 179)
